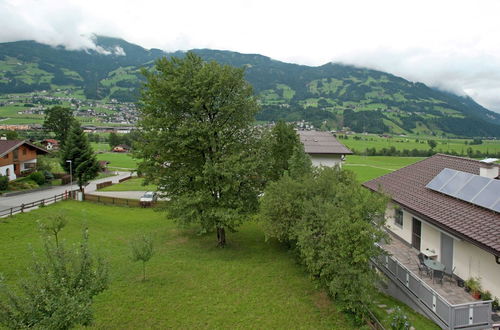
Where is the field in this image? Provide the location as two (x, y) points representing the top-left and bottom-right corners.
(344, 155), (424, 182)
(0, 201), (437, 329)
(99, 177), (156, 191)
(340, 134), (500, 155)
(96, 152), (138, 170)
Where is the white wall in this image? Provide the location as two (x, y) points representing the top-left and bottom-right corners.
(0, 164), (16, 181)
(309, 154), (343, 168)
(454, 239), (500, 299)
(385, 203), (412, 244)
(420, 222), (440, 257)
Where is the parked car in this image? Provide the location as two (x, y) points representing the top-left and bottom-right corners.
(140, 191), (158, 207)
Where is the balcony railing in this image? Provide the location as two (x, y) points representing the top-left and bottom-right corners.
(372, 251), (492, 329)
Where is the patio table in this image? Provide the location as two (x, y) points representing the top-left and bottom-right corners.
(424, 259), (445, 278)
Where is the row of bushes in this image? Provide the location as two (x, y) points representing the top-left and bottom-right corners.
(354, 147), (500, 158)
(0, 171), (70, 192)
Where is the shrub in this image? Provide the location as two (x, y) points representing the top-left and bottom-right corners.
(0, 229), (108, 329)
(130, 234), (155, 281)
(29, 171), (46, 186)
(0, 175), (8, 191)
(390, 306), (412, 330)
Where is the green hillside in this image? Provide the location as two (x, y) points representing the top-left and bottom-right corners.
(1, 36), (500, 137)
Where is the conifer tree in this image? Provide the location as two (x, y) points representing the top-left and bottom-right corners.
(60, 122), (100, 191)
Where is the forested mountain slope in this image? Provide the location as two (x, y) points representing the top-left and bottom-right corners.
(1, 36), (499, 137)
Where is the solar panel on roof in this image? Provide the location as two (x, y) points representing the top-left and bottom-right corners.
(426, 168), (458, 191)
(471, 180), (500, 209)
(492, 200), (500, 213)
(427, 168), (500, 213)
(455, 175), (491, 201)
(440, 171), (474, 195)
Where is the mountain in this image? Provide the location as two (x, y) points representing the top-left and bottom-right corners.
(1, 36), (500, 137)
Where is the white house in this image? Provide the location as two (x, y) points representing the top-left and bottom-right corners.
(364, 154), (500, 300)
(297, 130), (352, 167)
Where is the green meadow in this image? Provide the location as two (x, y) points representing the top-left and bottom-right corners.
(344, 155), (424, 182)
(0, 202), (438, 329)
(340, 134), (500, 155)
(96, 152), (138, 170)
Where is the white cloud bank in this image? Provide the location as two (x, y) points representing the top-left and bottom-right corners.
(1, 0), (500, 112)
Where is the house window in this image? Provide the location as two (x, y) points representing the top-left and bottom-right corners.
(5, 168), (9, 177)
(394, 208), (403, 227)
(22, 148), (27, 155)
(2, 154), (7, 159)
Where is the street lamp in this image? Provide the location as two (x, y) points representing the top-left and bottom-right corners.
(66, 160), (73, 197)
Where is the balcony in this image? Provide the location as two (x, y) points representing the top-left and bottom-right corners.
(373, 236), (492, 329)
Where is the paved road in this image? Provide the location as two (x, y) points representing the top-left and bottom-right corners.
(0, 171), (133, 210)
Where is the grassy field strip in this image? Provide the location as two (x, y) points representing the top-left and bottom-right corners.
(0, 202), (438, 329)
(344, 163), (396, 171)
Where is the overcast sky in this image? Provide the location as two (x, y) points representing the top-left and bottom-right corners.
(2, 0), (500, 113)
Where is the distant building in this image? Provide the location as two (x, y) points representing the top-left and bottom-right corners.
(0, 139), (49, 180)
(297, 130), (353, 167)
(112, 144), (131, 153)
(41, 139), (60, 151)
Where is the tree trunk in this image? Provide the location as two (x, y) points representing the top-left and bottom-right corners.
(217, 227), (226, 247)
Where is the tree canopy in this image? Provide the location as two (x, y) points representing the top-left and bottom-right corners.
(136, 52), (262, 246)
(260, 167), (388, 321)
(60, 122), (100, 191)
(43, 106), (75, 145)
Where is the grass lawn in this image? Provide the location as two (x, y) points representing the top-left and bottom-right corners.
(0, 202), (437, 329)
(0, 202), (351, 329)
(99, 177), (156, 191)
(340, 134), (500, 155)
(344, 155), (423, 182)
(96, 152), (137, 170)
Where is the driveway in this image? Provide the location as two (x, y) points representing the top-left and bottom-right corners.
(0, 171), (133, 210)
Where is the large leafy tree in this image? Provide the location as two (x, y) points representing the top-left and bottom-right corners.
(60, 122), (100, 191)
(136, 53), (262, 247)
(260, 167), (388, 322)
(267, 121), (306, 181)
(43, 106), (75, 145)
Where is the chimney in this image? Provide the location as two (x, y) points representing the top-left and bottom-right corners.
(479, 159), (499, 179)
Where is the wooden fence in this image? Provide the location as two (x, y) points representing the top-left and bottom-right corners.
(84, 193), (142, 207)
(118, 176), (132, 183)
(96, 181), (113, 190)
(0, 190), (76, 218)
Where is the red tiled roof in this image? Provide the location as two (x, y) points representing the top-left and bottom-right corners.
(363, 154), (500, 256)
(298, 130), (353, 155)
(0, 140), (49, 157)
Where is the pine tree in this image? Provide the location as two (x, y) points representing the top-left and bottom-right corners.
(60, 122), (100, 191)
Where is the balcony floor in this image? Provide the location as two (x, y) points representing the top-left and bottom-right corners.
(380, 234), (476, 305)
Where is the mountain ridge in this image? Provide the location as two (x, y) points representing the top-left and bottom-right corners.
(1, 36), (500, 137)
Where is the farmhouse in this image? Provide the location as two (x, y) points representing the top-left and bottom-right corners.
(112, 144), (131, 153)
(297, 130), (352, 167)
(41, 138), (60, 151)
(364, 154), (499, 329)
(0, 139), (49, 180)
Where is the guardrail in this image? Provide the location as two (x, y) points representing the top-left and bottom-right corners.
(0, 190), (77, 218)
(373, 252), (492, 329)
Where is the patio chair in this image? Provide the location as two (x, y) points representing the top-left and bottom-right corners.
(417, 253), (426, 265)
(443, 266), (456, 283)
(433, 270), (444, 285)
(417, 262), (427, 277)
